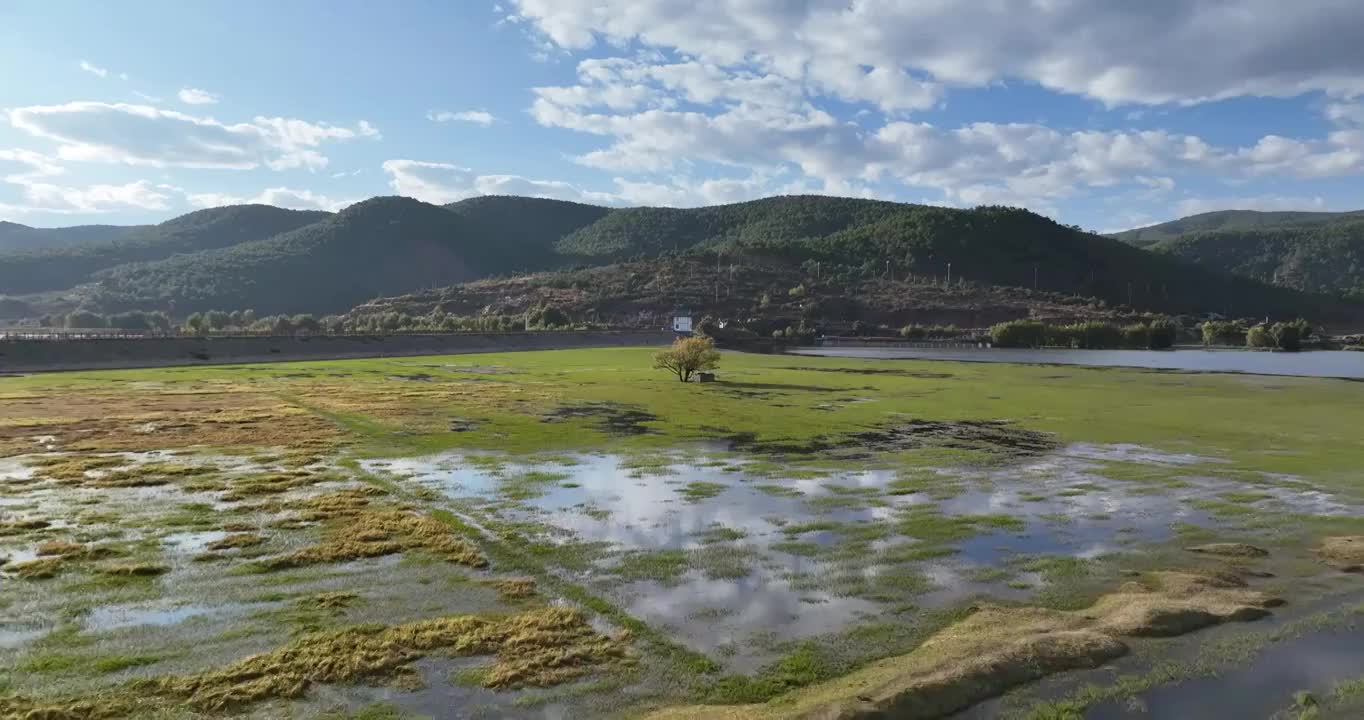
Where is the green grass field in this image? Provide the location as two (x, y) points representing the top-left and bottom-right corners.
(2, 348), (1362, 719)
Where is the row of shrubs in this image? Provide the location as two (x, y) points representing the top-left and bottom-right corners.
(1199, 319), (1313, 351)
(988, 319), (1178, 349)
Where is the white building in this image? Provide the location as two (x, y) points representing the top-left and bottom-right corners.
(671, 311), (693, 334)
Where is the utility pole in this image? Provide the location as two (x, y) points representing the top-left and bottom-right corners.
(946, 262), (952, 286)
(1033, 263), (1039, 290)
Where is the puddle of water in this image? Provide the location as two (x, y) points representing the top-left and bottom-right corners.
(1086, 627), (1364, 719)
(320, 656), (561, 719)
(0, 625), (49, 649)
(2, 547), (41, 565)
(1064, 443), (1223, 466)
(162, 530), (230, 554)
(84, 601), (268, 632)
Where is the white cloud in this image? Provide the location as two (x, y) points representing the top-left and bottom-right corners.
(178, 87), (220, 105)
(0, 149), (64, 182)
(8, 180), (171, 214)
(382, 159), (622, 205)
(383, 158), (818, 208)
(1173, 195), (1337, 217)
(8, 102), (380, 171)
(510, 1), (1364, 106)
(78, 60), (109, 78)
(185, 186), (354, 212)
(527, 64), (1364, 215)
(428, 110), (497, 126)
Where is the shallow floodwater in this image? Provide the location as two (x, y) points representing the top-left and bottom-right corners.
(1086, 627), (1364, 719)
(363, 445), (1354, 671)
(789, 347), (1364, 379)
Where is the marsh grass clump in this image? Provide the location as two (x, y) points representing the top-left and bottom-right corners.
(37, 540), (89, 557)
(0, 517), (51, 536)
(99, 563), (170, 577)
(488, 578), (537, 600)
(256, 505), (486, 571)
(1317, 536), (1364, 572)
(0, 608), (630, 717)
(6, 556), (67, 580)
(300, 591), (360, 614)
(206, 533), (265, 551)
(678, 481), (727, 502)
(220, 470), (334, 501)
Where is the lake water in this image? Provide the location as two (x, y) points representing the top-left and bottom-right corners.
(788, 347), (1364, 379)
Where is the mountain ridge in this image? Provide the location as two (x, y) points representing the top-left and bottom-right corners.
(3, 195), (1360, 325)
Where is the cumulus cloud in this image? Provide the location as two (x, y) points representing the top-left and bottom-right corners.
(428, 110), (497, 126)
(510, 1), (1364, 105)
(185, 186), (355, 212)
(382, 158), (827, 208)
(0, 149), (64, 182)
(178, 87), (220, 105)
(6, 180), (172, 214)
(527, 61), (1364, 214)
(382, 159), (623, 205)
(7, 102), (380, 171)
(1173, 195), (1338, 216)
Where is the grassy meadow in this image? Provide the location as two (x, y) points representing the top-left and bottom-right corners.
(2, 347), (1362, 719)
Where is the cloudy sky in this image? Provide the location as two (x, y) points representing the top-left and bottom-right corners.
(3, 1), (1363, 230)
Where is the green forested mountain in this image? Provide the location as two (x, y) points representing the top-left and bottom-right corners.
(1150, 221), (1364, 298)
(444, 195), (611, 273)
(558, 196), (1338, 319)
(0, 205), (328, 295)
(0, 221), (145, 253)
(91, 197), (479, 314)
(1111, 209), (1364, 247)
(3, 194), (1360, 323)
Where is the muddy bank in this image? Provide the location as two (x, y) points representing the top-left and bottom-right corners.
(0, 331), (673, 373)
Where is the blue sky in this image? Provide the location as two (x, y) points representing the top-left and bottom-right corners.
(3, 1), (1363, 231)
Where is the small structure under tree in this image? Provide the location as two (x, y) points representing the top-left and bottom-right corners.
(653, 336), (720, 383)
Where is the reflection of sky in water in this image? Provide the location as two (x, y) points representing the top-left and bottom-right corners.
(328, 657), (569, 720)
(361, 446), (1356, 670)
(619, 571), (882, 672)
(1087, 628), (1364, 720)
(161, 530), (229, 555)
(84, 600), (275, 632)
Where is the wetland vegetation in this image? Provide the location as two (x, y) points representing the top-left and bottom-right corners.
(2, 347), (1363, 718)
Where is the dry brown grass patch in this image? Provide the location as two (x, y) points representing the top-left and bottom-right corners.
(4, 556), (67, 580)
(1317, 536), (1364, 572)
(488, 578), (537, 600)
(206, 533), (265, 551)
(0, 389), (344, 455)
(257, 501), (485, 571)
(98, 562), (170, 577)
(0, 607), (631, 717)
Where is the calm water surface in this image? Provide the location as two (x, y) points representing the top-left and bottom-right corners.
(789, 347), (1364, 379)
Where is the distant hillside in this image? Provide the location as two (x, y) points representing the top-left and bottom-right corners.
(4, 194), (1360, 324)
(0, 205), (329, 294)
(1150, 221), (1364, 297)
(443, 195), (611, 273)
(0, 221), (144, 253)
(349, 256), (1153, 332)
(1112, 209), (1364, 247)
(90, 197), (480, 315)
(557, 196), (1340, 319)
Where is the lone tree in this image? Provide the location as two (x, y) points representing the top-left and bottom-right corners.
(653, 336), (720, 382)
